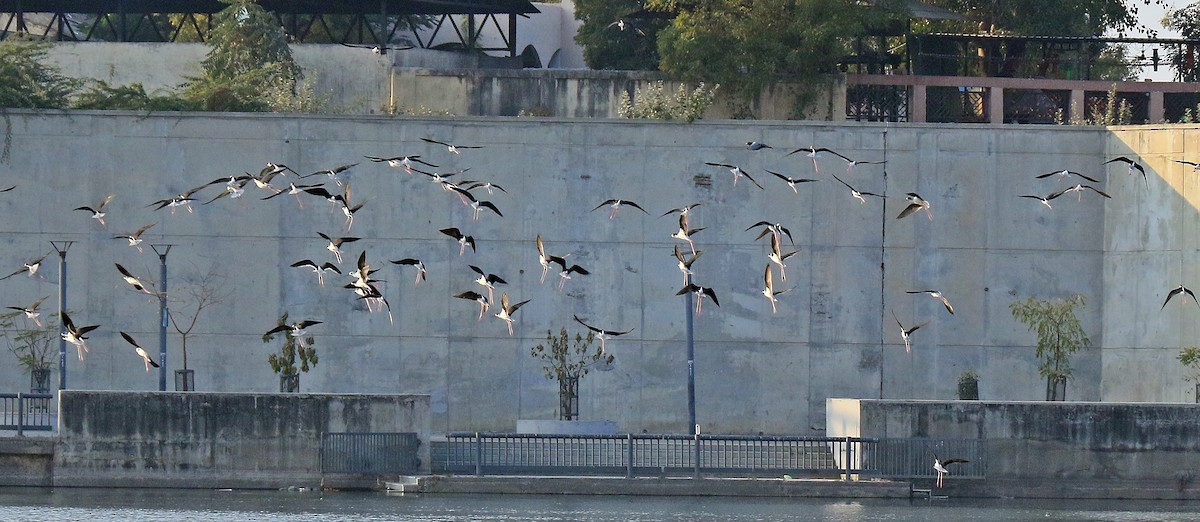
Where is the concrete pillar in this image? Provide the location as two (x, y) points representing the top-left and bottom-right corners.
(989, 86), (1004, 124)
(1150, 91), (1165, 123)
(910, 84), (926, 123)
(1070, 90), (1085, 123)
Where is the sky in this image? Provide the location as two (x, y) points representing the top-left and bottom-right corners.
(1129, 0), (1188, 80)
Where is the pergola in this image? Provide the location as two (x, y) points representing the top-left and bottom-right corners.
(0, 0), (540, 56)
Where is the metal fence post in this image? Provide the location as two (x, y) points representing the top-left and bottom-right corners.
(474, 432), (483, 477)
(844, 437), (852, 481)
(626, 433), (634, 479)
(693, 433), (701, 479)
(16, 394), (23, 437)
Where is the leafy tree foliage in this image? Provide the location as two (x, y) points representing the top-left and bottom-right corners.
(263, 311), (318, 376)
(645, 0), (909, 98)
(574, 0), (666, 70)
(0, 40), (79, 109)
(916, 0), (1162, 37)
(1164, 3), (1200, 82)
(1009, 294), (1090, 381)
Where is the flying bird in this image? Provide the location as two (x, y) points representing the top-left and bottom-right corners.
(1035, 169), (1099, 183)
(364, 154), (438, 173)
(421, 137), (483, 154)
(606, 19), (645, 36)
(831, 173), (883, 204)
(300, 163), (358, 187)
(1053, 184), (1111, 202)
(120, 332), (160, 372)
(1104, 156), (1146, 183)
(290, 259), (341, 287)
(448, 185), (503, 221)
(767, 234), (797, 281)
(573, 314), (633, 353)
(592, 199), (649, 219)
(112, 222), (156, 253)
(673, 245), (703, 285)
(5, 295), (48, 327)
(457, 180), (508, 195)
(469, 265), (508, 302)
(661, 203), (701, 218)
(390, 258), (426, 286)
(74, 194), (114, 226)
(897, 192), (933, 220)
(1018, 192), (1065, 209)
(317, 232), (360, 264)
(892, 310), (927, 354)
(746, 141), (772, 151)
(441, 227), (476, 256)
(761, 265), (790, 314)
(551, 258), (589, 291)
(536, 235), (569, 285)
(784, 146), (844, 173)
(264, 319), (322, 347)
(765, 169), (818, 193)
(704, 162), (764, 189)
(148, 189), (199, 214)
(493, 292), (530, 336)
(934, 455), (969, 488)
(1162, 284), (1200, 310)
(907, 290), (954, 315)
(0, 252), (49, 281)
(676, 283), (720, 314)
(672, 214), (706, 255)
(1173, 159), (1200, 172)
(747, 221), (794, 246)
(454, 290), (491, 320)
(60, 312), (99, 361)
(115, 263), (156, 295)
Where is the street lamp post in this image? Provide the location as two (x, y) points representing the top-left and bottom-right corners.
(50, 241), (73, 390)
(151, 244), (172, 392)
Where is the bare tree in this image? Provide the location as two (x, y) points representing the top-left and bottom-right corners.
(166, 263), (228, 371)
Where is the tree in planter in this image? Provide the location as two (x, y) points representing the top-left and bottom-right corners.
(165, 265), (228, 390)
(530, 328), (614, 421)
(957, 368), (979, 400)
(262, 311), (317, 393)
(1009, 294), (1091, 401)
(1177, 346), (1200, 402)
(0, 308), (58, 393)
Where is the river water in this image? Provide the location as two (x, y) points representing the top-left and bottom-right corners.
(0, 488), (1198, 521)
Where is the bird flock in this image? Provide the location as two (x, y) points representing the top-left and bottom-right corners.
(0, 123), (1181, 388)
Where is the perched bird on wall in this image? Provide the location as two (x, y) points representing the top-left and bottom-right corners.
(5, 295), (48, 327)
(1162, 284), (1200, 310)
(573, 314), (633, 353)
(761, 265), (790, 314)
(115, 263), (155, 295)
(907, 289), (954, 315)
(704, 162), (764, 189)
(677, 283), (720, 314)
(74, 194), (114, 226)
(1035, 169), (1099, 183)
(0, 252), (49, 281)
(390, 258), (426, 286)
(765, 169), (818, 193)
(592, 199), (649, 220)
(441, 228), (476, 256)
(1104, 156), (1146, 184)
(421, 137), (483, 154)
(934, 455), (969, 488)
(897, 192), (933, 220)
(493, 292), (530, 336)
(892, 310), (927, 354)
(290, 259), (341, 287)
(120, 332), (160, 372)
(832, 173), (883, 204)
(364, 154), (437, 173)
(113, 222), (156, 253)
(317, 232), (359, 264)
(60, 312), (98, 362)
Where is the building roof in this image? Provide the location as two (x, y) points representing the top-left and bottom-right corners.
(0, 0), (540, 16)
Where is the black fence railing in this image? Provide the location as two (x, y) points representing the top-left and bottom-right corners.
(0, 393), (54, 435)
(432, 433), (983, 480)
(320, 432), (421, 475)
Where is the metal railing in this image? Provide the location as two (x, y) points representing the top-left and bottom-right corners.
(434, 433), (986, 480)
(0, 393), (54, 435)
(320, 432), (421, 475)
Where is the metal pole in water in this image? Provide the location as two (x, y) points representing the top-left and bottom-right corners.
(151, 245), (172, 392)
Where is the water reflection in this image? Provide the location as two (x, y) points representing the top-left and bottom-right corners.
(0, 488), (1199, 522)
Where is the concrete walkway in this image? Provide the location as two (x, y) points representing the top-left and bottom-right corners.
(390, 475), (913, 498)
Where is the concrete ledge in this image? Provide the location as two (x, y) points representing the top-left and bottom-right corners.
(416, 476), (912, 498)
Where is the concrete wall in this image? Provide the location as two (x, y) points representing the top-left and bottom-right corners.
(40, 43), (841, 119)
(53, 391), (430, 488)
(0, 112), (1127, 435)
(852, 399), (1200, 498)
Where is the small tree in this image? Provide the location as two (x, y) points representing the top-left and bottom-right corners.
(0, 309), (57, 392)
(530, 328), (613, 421)
(1010, 294), (1091, 401)
(166, 265), (228, 372)
(1178, 346), (1200, 402)
(262, 311), (317, 392)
